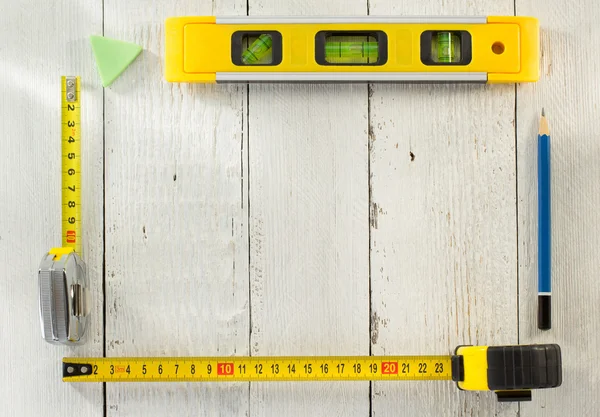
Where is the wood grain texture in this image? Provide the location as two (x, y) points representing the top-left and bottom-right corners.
(247, 2), (370, 417)
(516, 1), (600, 415)
(0, 1), (104, 416)
(103, 1), (248, 416)
(4, 1), (597, 415)
(368, 2), (519, 416)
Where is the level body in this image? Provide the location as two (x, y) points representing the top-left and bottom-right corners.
(165, 16), (539, 83)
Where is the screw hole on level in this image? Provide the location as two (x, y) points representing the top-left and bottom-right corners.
(492, 42), (505, 55)
(80, 366), (88, 373)
(67, 366), (74, 374)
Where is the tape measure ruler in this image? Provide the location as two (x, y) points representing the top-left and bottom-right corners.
(37, 76), (90, 345)
(64, 355), (451, 382)
(64, 344), (562, 402)
(61, 76), (82, 254)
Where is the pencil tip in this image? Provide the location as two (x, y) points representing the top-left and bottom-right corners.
(539, 108), (550, 135)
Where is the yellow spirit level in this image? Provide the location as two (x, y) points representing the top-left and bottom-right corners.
(165, 16), (539, 83)
(63, 344), (561, 402)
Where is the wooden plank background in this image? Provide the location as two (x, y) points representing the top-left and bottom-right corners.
(0, 0), (598, 416)
(516, 0), (600, 415)
(0, 0), (104, 416)
(369, 2), (518, 417)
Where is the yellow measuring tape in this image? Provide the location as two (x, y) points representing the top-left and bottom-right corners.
(37, 77), (88, 345)
(63, 344), (561, 402)
(61, 76), (82, 255)
(63, 355), (451, 382)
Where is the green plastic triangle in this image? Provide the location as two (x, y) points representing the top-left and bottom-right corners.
(90, 35), (142, 87)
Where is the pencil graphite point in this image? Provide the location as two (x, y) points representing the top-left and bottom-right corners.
(539, 110), (550, 135)
(541, 108), (545, 117)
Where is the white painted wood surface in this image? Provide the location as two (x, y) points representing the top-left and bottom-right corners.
(102, 1), (248, 416)
(247, 0), (370, 415)
(368, 1), (518, 416)
(0, 1), (104, 416)
(246, 2), (370, 417)
(1, 0), (600, 416)
(248, 83), (370, 417)
(517, 0), (600, 415)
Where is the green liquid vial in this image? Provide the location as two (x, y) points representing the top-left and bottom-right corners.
(241, 34), (273, 65)
(325, 41), (379, 64)
(435, 32), (460, 63)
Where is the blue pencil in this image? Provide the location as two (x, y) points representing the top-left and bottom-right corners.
(538, 109), (551, 330)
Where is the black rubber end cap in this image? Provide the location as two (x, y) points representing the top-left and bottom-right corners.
(538, 295), (551, 330)
(496, 390), (532, 402)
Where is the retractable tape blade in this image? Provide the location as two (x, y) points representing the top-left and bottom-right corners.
(38, 76), (90, 345)
(64, 344), (562, 402)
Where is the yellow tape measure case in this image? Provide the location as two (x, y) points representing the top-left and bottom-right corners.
(452, 344), (562, 402)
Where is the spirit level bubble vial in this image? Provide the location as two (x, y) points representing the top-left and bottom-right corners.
(165, 16), (539, 83)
